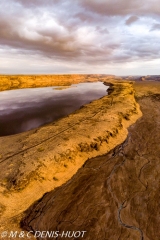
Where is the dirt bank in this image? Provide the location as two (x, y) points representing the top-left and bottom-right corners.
(0, 74), (122, 91)
(21, 81), (160, 240)
(0, 78), (141, 237)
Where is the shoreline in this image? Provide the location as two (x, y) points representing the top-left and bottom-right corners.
(0, 77), (142, 237)
(21, 85), (160, 239)
(0, 74), (109, 91)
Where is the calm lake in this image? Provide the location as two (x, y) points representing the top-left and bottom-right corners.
(0, 82), (109, 136)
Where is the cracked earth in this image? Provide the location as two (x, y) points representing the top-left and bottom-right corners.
(21, 82), (160, 240)
(0, 77), (160, 240)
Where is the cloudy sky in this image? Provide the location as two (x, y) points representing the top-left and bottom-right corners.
(0, 0), (160, 75)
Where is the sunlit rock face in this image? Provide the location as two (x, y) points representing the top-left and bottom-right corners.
(0, 77), (143, 236)
(1, 75), (160, 240)
(21, 89), (160, 240)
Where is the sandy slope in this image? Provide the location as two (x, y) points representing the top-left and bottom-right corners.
(0, 76), (142, 239)
(21, 81), (160, 240)
(0, 74), (121, 91)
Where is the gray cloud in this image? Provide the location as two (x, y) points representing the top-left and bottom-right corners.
(79, 0), (160, 16)
(126, 16), (139, 25)
(14, 0), (60, 8)
(150, 23), (160, 31)
(0, 0), (160, 74)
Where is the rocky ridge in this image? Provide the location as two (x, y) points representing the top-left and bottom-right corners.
(21, 84), (160, 240)
(0, 76), (142, 238)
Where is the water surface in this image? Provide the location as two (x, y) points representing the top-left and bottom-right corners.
(0, 82), (108, 136)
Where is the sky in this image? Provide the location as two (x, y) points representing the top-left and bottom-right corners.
(0, 0), (160, 75)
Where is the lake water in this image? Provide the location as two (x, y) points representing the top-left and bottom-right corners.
(0, 82), (108, 136)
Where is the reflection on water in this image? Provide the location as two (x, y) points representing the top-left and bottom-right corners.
(0, 82), (108, 136)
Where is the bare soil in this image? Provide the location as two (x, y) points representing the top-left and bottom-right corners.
(21, 82), (160, 240)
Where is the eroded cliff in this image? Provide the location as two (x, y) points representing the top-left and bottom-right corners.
(0, 77), (142, 238)
(0, 74), (121, 91)
(21, 87), (160, 240)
